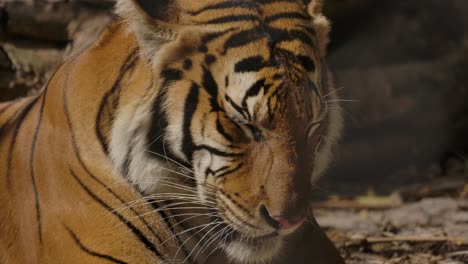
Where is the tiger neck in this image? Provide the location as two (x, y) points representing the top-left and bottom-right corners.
(97, 23), (226, 262)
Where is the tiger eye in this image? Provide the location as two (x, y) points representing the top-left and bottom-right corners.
(246, 124), (263, 142)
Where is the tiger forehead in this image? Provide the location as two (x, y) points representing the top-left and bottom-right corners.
(183, 0), (309, 18)
(180, 0), (314, 34)
(179, 1), (317, 60)
(159, 0), (320, 124)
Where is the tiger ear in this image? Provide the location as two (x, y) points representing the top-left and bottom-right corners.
(305, 0), (324, 15)
(304, 0), (330, 57)
(115, 0), (183, 59)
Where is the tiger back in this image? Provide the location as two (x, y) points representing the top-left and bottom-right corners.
(0, 0), (344, 263)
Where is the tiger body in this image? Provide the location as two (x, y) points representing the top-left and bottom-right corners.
(0, 0), (344, 263)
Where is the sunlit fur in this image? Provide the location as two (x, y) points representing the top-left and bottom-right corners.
(0, 0), (343, 263)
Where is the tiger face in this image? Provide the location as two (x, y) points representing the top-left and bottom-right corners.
(114, 0), (342, 262)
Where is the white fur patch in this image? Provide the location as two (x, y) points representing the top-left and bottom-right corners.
(224, 239), (283, 264)
(109, 100), (176, 194)
(311, 74), (344, 181)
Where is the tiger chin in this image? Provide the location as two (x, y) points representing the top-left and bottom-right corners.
(0, 0), (343, 263)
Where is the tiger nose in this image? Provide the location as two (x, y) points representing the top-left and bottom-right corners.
(259, 205), (306, 231)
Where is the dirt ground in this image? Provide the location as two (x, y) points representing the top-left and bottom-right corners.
(314, 186), (468, 263)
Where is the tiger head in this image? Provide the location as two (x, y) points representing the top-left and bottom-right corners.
(114, 0), (342, 262)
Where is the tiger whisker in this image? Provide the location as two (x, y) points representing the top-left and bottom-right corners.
(200, 227), (235, 263)
(109, 190), (216, 215)
(93, 169), (192, 195)
(136, 206), (216, 220)
(106, 212), (216, 233)
(325, 99), (359, 103)
(150, 212), (217, 230)
(132, 164), (223, 194)
(138, 193), (215, 204)
(326, 105), (358, 124)
(112, 198), (206, 216)
(115, 192), (206, 206)
(194, 224), (231, 262)
(156, 183), (221, 202)
(177, 222), (224, 264)
(164, 213), (218, 240)
(321, 86), (345, 99)
(145, 149), (194, 173)
(161, 221), (223, 248)
(146, 132), (167, 149)
(117, 199), (216, 220)
(157, 176), (224, 196)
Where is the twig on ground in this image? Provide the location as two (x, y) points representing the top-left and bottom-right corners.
(446, 250), (468, 257)
(348, 236), (467, 246)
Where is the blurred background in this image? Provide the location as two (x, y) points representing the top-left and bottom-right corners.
(1, 0), (467, 263)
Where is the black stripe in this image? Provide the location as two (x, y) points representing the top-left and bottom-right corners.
(120, 79), (155, 177)
(202, 68), (221, 112)
(29, 88), (49, 243)
(273, 45), (320, 95)
(223, 25), (314, 54)
(206, 158), (239, 178)
(62, 71), (165, 257)
(151, 201), (192, 261)
(279, 28), (314, 46)
(212, 165), (230, 174)
(189, 1), (256, 16)
(223, 28), (263, 54)
(194, 145), (242, 157)
(266, 81), (285, 122)
(121, 130), (136, 177)
(96, 49), (139, 155)
(297, 55), (316, 72)
(224, 95), (249, 120)
(147, 90), (191, 168)
(241, 79), (268, 121)
(217, 198), (257, 229)
(224, 193), (254, 218)
(234, 56), (267, 73)
(216, 118), (234, 142)
(135, 0), (174, 22)
(215, 162), (244, 178)
(5, 59), (63, 188)
(182, 83), (200, 162)
(266, 27), (314, 46)
(265, 12), (309, 24)
(242, 79), (269, 107)
(65, 225), (127, 264)
(5, 98), (39, 189)
(161, 68), (184, 83)
(204, 15), (259, 25)
(148, 88), (169, 156)
(68, 168), (165, 260)
(256, 0), (295, 4)
(147, 67), (190, 167)
(199, 28), (236, 52)
(0, 102), (24, 135)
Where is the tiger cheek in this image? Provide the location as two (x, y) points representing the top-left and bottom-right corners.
(219, 165), (258, 210)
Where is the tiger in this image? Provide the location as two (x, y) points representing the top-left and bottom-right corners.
(0, 0), (344, 263)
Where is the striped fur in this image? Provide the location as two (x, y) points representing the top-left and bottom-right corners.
(0, 0), (343, 263)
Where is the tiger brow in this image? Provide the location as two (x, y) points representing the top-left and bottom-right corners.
(188, 1), (257, 16)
